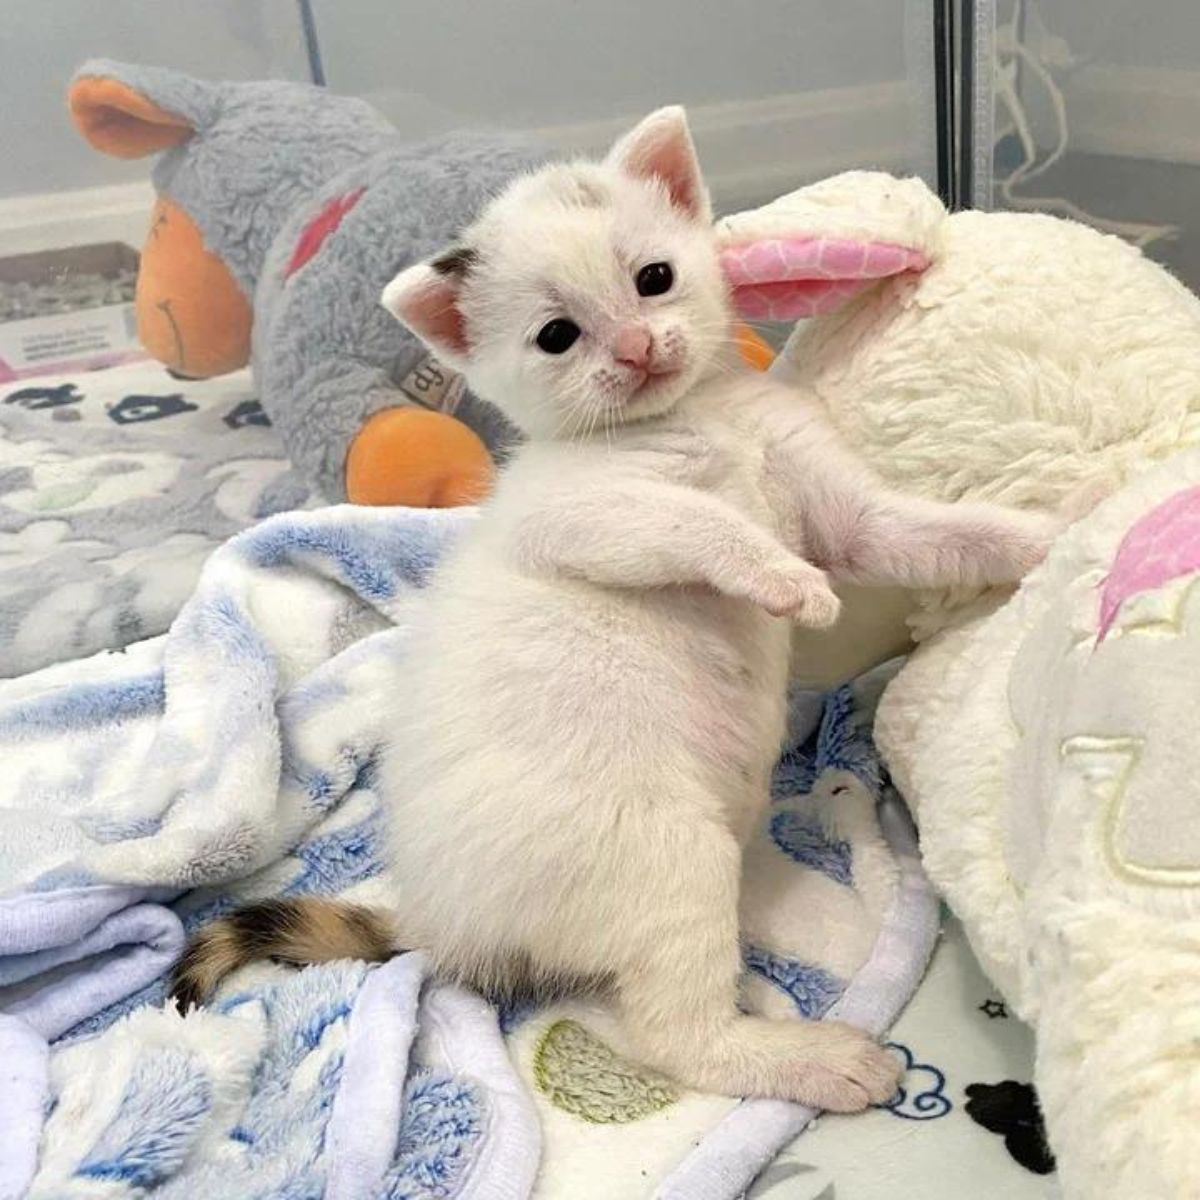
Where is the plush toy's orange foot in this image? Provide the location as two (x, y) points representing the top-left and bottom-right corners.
(346, 407), (495, 507)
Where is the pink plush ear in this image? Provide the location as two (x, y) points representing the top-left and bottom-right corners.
(608, 106), (710, 222)
(381, 262), (469, 362)
(720, 237), (929, 321)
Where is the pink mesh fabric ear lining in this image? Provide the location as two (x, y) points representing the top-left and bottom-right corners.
(720, 237), (929, 320)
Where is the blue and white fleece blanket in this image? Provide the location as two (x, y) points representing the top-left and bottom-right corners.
(0, 505), (938, 1200)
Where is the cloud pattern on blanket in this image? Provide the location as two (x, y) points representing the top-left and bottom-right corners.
(0, 504), (930, 1200)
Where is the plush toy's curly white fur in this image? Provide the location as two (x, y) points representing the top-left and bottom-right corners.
(717, 169), (1200, 1193)
(721, 171), (1200, 685)
(171, 109), (1053, 1108)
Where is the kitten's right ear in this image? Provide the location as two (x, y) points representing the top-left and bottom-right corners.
(381, 262), (470, 366)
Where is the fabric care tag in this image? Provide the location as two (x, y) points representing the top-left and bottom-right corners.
(397, 354), (465, 416)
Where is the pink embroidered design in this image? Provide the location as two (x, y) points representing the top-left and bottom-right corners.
(719, 237), (928, 321)
(285, 187), (366, 280)
(1097, 484), (1200, 642)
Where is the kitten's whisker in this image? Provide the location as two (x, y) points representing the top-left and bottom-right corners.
(550, 387), (592, 443)
(567, 391), (597, 446)
(584, 396), (605, 445)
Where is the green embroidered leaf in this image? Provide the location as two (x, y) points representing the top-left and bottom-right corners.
(532, 1019), (678, 1124)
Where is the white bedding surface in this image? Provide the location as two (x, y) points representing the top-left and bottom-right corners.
(763, 918), (1058, 1200)
(0, 359), (314, 677)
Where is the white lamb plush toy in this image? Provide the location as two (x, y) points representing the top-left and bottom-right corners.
(718, 173), (1200, 1199)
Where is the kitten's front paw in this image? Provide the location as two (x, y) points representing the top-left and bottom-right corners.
(990, 512), (1063, 581)
(749, 562), (842, 628)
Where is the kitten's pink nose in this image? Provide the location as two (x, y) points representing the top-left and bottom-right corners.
(613, 325), (651, 369)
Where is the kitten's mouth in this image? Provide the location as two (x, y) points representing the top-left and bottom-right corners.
(606, 364), (687, 419)
(630, 366), (681, 395)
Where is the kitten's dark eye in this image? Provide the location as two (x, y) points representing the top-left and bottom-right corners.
(535, 318), (581, 354)
(636, 262), (674, 297)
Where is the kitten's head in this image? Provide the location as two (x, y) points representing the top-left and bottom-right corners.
(382, 107), (730, 439)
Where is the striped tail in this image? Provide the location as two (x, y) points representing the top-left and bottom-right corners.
(170, 897), (395, 1012)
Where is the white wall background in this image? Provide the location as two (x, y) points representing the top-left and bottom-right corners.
(312, 0), (922, 212)
(313, 0), (906, 127)
(0, 0), (935, 251)
(1, 1), (309, 200)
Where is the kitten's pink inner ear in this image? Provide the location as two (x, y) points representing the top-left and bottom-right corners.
(720, 236), (929, 320)
(611, 108), (707, 220)
(385, 270), (469, 357)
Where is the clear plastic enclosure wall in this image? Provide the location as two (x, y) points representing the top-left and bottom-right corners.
(979, 0), (1200, 290)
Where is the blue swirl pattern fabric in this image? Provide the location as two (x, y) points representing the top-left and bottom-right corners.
(0, 504), (936, 1199)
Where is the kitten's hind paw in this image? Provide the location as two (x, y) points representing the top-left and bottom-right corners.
(785, 1023), (903, 1112)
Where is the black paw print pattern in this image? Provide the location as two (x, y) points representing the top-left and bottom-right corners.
(107, 393), (199, 424)
(964, 1080), (1056, 1175)
(223, 399), (271, 429)
(4, 382), (84, 409)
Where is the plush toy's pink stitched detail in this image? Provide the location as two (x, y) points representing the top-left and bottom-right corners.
(285, 187), (366, 280)
(720, 237), (927, 321)
(817, 239), (867, 278)
(734, 279), (870, 320)
(720, 237), (927, 286)
(1097, 484), (1200, 642)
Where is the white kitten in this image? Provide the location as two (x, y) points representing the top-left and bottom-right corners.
(172, 108), (1053, 1110)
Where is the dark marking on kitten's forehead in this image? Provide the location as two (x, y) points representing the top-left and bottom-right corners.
(431, 245), (479, 277)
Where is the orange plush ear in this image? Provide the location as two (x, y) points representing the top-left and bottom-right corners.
(69, 75), (195, 158)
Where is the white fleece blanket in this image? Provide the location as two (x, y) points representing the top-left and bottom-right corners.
(876, 446), (1200, 1200)
(0, 503), (938, 1200)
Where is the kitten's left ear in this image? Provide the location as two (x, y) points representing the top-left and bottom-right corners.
(381, 262), (470, 367)
(608, 106), (711, 223)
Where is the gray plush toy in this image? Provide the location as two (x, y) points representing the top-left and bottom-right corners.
(69, 59), (548, 506)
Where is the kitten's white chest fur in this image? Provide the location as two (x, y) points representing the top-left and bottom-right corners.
(379, 376), (792, 976)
